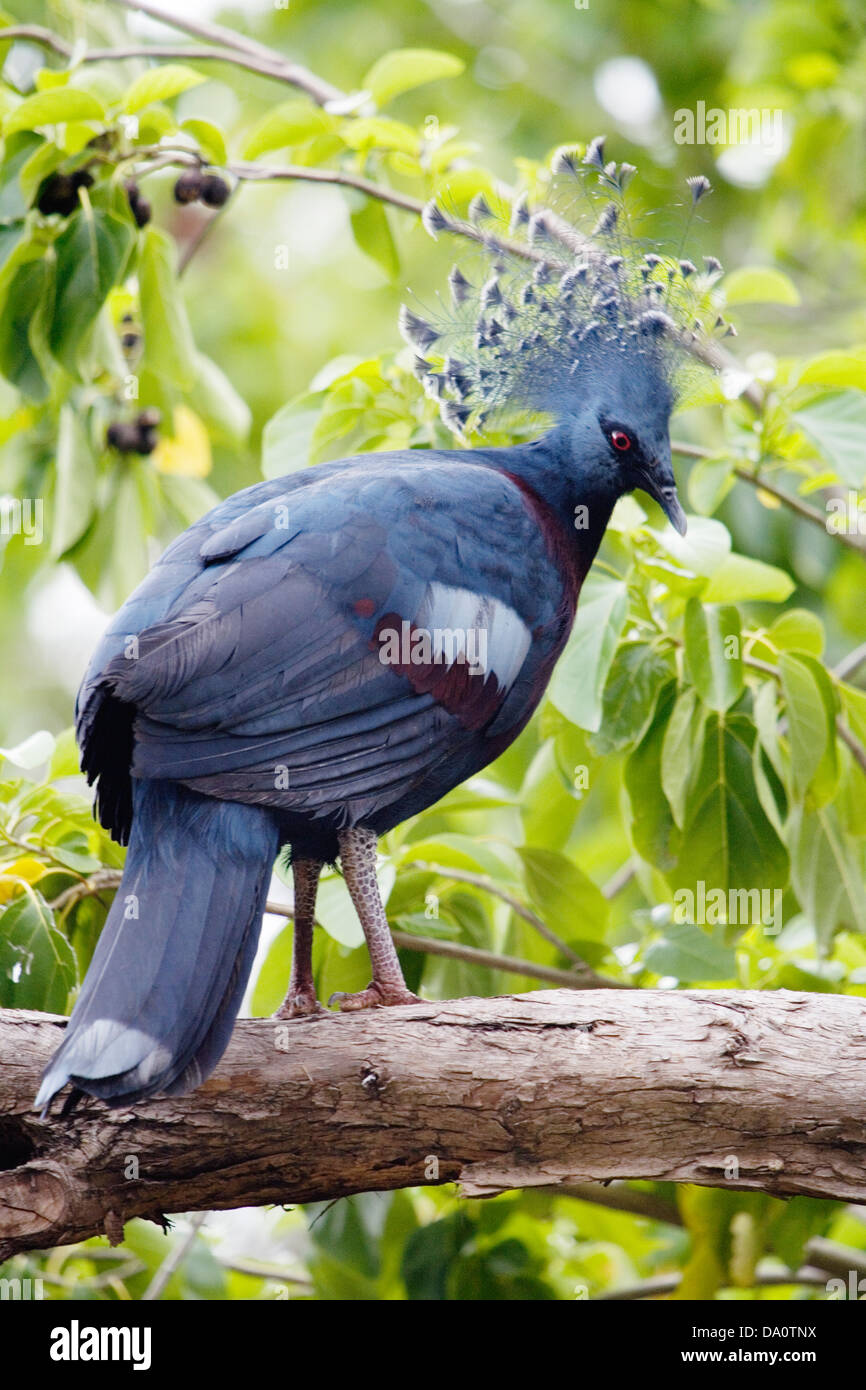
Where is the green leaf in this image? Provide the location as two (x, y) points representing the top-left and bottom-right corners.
(518, 846), (609, 943)
(0, 891), (77, 1011)
(643, 924), (736, 982)
(548, 572), (628, 731)
(241, 100), (336, 159)
(3, 88), (104, 135)
(687, 455), (735, 515)
(702, 554), (794, 604)
(793, 390), (866, 487)
(350, 198), (399, 281)
(655, 515), (731, 576)
(261, 390), (325, 478)
(767, 608), (824, 656)
(51, 404), (97, 557)
(673, 714), (788, 896)
(139, 225), (197, 389)
(661, 687), (708, 828)
(124, 64), (207, 115)
(48, 727), (80, 779)
(406, 834), (516, 882)
(189, 351), (251, 443)
(723, 265), (800, 306)
(110, 465), (152, 605)
(0, 131), (41, 220)
(0, 257), (52, 399)
(180, 117), (227, 166)
(343, 116), (420, 155)
(249, 920), (293, 1016)
(787, 803), (866, 948)
(684, 599), (743, 712)
(752, 737), (787, 841)
(363, 48), (464, 107)
(591, 640), (675, 754)
(778, 652), (838, 806)
(797, 351), (866, 392)
(625, 684), (681, 873)
(48, 207), (134, 376)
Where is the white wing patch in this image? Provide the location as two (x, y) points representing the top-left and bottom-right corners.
(418, 582), (532, 692)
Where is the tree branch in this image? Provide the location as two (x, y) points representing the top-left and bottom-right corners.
(671, 439), (866, 555)
(4, 988), (866, 1259)
(101, 0), (344, 105)
(0, 27), (328, 88)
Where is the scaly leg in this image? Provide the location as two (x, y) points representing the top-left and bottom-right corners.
(330, 826), (419, 1011)
(275, 857), (326, 1019)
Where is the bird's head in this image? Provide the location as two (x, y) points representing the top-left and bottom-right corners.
(403, 139), (729, 542)
(562, 350), (686, 534)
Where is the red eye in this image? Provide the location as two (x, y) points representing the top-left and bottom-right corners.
(611, 430), (631, 452)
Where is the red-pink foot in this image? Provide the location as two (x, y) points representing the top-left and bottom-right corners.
(274, 988), (328, 1020)
(329, 981), (420, 1011)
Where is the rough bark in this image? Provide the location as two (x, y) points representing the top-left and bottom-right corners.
(2, 987), (866, 1259)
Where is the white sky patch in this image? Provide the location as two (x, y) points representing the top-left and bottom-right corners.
(594, 57), (662, 134)
(27, 568), (109, 694)
(716, 115), (792, 188)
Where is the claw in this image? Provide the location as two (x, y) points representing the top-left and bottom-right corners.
(273, 989), (328, 1020)
(329, 982), (421, 1012)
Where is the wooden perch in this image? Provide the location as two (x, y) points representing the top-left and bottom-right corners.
(2, 987), (866, 1259)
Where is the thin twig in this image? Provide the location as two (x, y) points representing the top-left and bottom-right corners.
(593, 1265), (830, 1301)
(390, 928), (628, 990)
(0, 27), (322, 87)
(141, 1211), (207, 1301)
(0, 24), (71, 57)
(602, 859), (636, 899)
(834, 641), (866, 683)
(216, 1257), (313, 1288)
(407, 859), (591, 969)
(540, 1181), (681, 1225)
(177, 190), (237, 275)
(836, 720), (866, 776)
(671, 439), (866, 554)
(101, 0), (344, 105)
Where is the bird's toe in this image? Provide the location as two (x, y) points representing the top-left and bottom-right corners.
(273, 990), (327, 1020)
(329, 982), (421, 1011)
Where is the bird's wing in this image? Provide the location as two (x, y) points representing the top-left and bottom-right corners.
(80, 456), (571, 826)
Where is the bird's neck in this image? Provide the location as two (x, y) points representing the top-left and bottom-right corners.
(479, 430), (618, 569)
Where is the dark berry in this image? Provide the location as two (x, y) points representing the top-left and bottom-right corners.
(124, 180), (151, 227)
(173, 169), (205, 204)
(199, 173), (230, 208)
(37, 173), (79, 217)
(106, 422), (140, 453)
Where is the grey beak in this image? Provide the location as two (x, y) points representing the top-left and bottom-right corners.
(656, 484), (688, 536)
(638, 465), (688, 536)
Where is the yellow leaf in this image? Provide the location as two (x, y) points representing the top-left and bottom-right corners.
(0, 856), (45, 902)
(756, 487), (781, 509)
(152, 406), (212, 478)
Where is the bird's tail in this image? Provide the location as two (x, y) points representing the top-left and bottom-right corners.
(36, 779), (279, 1112)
